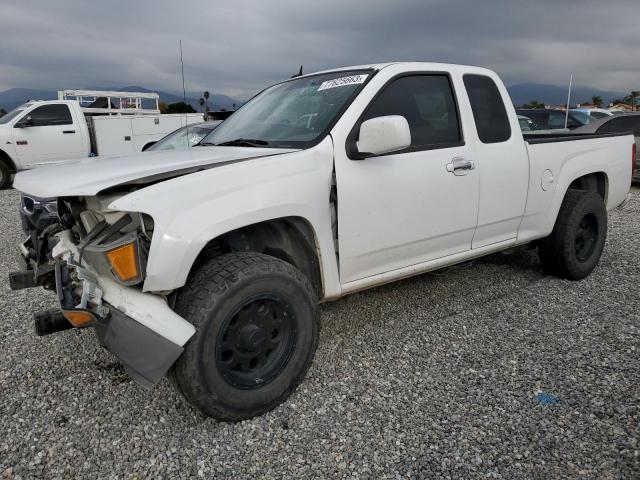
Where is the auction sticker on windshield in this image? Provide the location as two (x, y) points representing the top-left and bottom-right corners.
(318, 74), (369, 91)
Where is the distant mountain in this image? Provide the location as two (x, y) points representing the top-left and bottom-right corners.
(507, 83), (627, 107)
(0, 86), (241, 112)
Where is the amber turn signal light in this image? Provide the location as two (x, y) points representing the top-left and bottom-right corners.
(106, 242), (139, 282)
(63, 310), (96, 327)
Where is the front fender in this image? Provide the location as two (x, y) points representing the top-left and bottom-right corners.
(109, 137), (340, 298)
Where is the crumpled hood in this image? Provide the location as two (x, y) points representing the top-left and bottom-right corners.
(14, 146), (297, 198)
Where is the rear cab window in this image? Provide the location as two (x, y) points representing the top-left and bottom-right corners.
(463, 74), (511, 143)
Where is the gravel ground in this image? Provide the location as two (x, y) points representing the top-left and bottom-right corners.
(0, 187), (638, 479)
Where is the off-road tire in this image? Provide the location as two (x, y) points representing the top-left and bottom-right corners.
(172, 252), (319, 421)
(538, 190), (607, 280)
(0, 160), (11, 189)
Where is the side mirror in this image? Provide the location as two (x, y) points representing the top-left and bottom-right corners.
(15, 116), (34, 128)
(353, 115), (411, 159)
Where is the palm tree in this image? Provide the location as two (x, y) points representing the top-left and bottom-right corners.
(591, 95), (603, 108)
(198, 97), (205, 112)
(624, 91), (639, 111)
(203, 91), (210, 112)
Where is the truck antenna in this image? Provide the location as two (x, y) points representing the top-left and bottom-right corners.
(290, 65), (303, 78)
(564, 74), (573, 129)
(179, 39), (189, 139)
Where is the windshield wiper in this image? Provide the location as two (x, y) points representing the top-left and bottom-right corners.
(215, 138), (270, 147)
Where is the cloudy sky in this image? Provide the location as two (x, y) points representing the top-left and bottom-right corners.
(1, 0), (638, 100)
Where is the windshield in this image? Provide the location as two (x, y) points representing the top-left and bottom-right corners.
(200, 70), (372, 149)
(0, 106), (27, 125)
(147, 123), (219, 151)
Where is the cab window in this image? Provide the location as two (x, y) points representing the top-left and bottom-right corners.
(22, 104), (73, 126)
(360, 74), (462, 150)
(463, 74), (511, 143)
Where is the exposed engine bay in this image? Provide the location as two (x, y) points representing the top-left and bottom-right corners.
(13, 193), (155, 325)
(11, 193), (192, 387)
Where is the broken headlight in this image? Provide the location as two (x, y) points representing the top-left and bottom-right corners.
(79, 212), (153, 286)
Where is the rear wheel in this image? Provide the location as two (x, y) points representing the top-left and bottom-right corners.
(538, 190), (607, 280)
(172, 252), (319, 421)
(0, 160), (11, 189)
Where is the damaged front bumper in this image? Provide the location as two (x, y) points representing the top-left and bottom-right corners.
(10, 230), (195, 388)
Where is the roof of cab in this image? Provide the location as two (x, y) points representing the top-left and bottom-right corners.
(300, 61), (495, 78)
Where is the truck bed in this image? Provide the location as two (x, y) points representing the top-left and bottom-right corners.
(518, 130), (633, 243)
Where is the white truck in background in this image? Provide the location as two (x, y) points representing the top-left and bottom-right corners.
(0, 90), (204, 188)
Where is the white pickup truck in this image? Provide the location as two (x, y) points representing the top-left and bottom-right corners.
(9, 62), (634, 421)
(0, 90), (203, 188)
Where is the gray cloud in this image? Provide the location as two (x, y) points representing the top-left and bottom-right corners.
(1, 0), (639, 99)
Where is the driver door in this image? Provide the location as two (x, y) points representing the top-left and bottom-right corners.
(334, 73), (479, 284)
(13, 104), (85, 167)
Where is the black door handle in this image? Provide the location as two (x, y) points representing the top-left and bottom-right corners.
(63, 130), (76, 134)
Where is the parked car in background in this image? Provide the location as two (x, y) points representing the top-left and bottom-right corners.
(573, 113), (640, 181)
(144, 121), (221, 152)
(0, 90), (203, 189)
(573, 108), (614, 120)
(516, 108), (591, 130)
(517, 115), (539, 132)
(517, 115), (568, 135)
(11, 62), (634, 421)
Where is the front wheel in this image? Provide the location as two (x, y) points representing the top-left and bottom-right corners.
(538, 190), (607, 280)
(172, 253), (319, 421)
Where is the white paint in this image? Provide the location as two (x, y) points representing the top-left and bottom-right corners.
(14, 145), (296, 198)
(541, 169), (554, 191)
(356, 115), (411, 156)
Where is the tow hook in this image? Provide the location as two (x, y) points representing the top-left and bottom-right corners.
(33, 308), (73, 336)
(8, 270), (37, 290)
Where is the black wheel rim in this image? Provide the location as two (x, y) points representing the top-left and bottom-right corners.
(215, 294), (297, 389)
(575, 213), (598, 262)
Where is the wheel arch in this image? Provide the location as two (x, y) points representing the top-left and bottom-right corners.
(188, 216), (325, 298)
(543, 170), (609, 236)
(567, 171), (608, 204)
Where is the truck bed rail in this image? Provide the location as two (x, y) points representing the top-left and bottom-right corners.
(524, 131), (631, 144)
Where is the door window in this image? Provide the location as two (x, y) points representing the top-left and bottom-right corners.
(22, 104), (73, 126)
(360, 75), (462, 150)
(463, 75), (511, 142)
